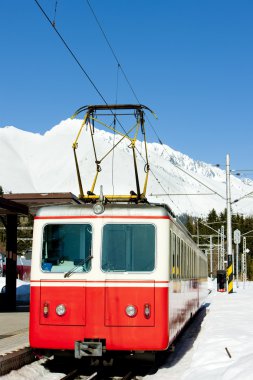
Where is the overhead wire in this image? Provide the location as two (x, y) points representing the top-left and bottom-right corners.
(35, 0), (224, 215)
(34, 0), (140, 171)
(84, 1), (208, 205)
(52, 0), (58, 27)
(85, 0), (225, 214)
(34, 0), (108, 106)
(85, 0), (140, 103)
(84, 0), (185, 215)
(111, 63), (121, 196)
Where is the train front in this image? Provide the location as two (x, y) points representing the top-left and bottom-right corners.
(29, 203), (170, 358)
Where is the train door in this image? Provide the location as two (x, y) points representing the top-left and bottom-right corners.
(102, 223), (156, 327)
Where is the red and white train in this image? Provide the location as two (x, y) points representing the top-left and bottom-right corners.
(29, 202), (208, 359)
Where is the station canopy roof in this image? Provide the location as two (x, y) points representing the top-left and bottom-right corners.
(0, 193), (81, 216)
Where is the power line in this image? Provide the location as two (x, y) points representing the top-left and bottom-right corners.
(34, 2), (133, 147)
(52, 0), (58, 27)
(233, 190), (253, 204)
(173, 164), (225, 199)
(85, 0), (225, 203)
(35, 0), (223, 215)
(34, 0), (108, 105)
(149, 193), (215, 196)
(85, 0), (141, 104)
(84, 0), (191, 215)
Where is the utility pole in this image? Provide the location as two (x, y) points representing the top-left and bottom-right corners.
(217, 228), (220, 270)
(242, 237), (247, 288)
(197, 219), (199, 247)
(209, 235), (213, 280)
(226, 154), (233, 293)
(221, 225), (225, 270)
(234, 229), (241, 288)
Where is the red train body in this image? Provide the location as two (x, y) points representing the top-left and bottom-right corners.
(29, 203), (208, 358)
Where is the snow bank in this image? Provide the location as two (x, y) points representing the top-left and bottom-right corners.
(0, 278), (30, 304)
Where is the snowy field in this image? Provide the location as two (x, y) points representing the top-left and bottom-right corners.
(146, 280), (253, 380)
(1, 280), (253, 379)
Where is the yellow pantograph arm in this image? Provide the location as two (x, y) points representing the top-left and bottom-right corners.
(72, 113), (89, 149)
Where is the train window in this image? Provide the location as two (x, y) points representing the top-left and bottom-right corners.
(169, 230), (173, 279)
(186, 245), (190, 278)
(191, 249), (193, 278)
(172, 233), (176, 279)
(176, 237), (180, 279)
(102, 224), (155, 272)
(188, 247), (190, 278)
(41, 224), (92, 273)
(194, 250), (196, 278)
(184, 242), (187, 278)
(180, 240), (183, 279)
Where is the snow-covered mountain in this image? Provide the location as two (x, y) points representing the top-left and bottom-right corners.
(1, 119), (253, 217)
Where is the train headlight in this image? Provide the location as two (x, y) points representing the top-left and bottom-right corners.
(125, 305), (137, 317)
(93, 203), (104, 215)
(56, 304), (66, 316)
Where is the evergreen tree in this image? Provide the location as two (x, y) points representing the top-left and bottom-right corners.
(180, 208), (253, 280)
(207, 208), (218, 223)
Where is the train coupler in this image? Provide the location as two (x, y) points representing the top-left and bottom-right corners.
(75, 340), (103, 358)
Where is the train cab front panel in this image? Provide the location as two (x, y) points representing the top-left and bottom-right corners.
(29, 204), (170, 355)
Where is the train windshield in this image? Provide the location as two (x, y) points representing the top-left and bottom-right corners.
(102, 224), (155, 272)
(41, 224), (92, 273)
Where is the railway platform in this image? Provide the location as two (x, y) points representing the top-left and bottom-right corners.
(0, 307), (29, 356)
(0, 307), (35, 376)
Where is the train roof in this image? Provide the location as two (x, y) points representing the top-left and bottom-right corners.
(35, 202), (174, 218)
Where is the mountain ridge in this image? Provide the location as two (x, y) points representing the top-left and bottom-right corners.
(1, 119), (252, 217)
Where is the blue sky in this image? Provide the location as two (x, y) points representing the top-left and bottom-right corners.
(1, 0), (253, 175)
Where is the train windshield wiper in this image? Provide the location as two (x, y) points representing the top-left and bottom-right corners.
(64, 255), (93, 278)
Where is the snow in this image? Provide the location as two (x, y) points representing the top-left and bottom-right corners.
(1, 359), (64, 380)
(0, 278), (30, 304)
(146, 281), (253, 380)
(1, 280), (253, 379)
(1, 120), (253, 216)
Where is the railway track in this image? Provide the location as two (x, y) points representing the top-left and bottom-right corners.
(59, 369), (138, 380)
(50, 352), (159, 380)
(1, 303), (209, 379)
(0, 347), (37, 376)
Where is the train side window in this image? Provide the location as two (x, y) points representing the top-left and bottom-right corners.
(191, 248), (194, 278)
(177, 237), (180, 279)
(192, 249), (194, 278)
(185, 245), (187, 279)
(180, 240), (183, 279)
(188, 248), (190, 278)
(169, 230), (173, 279)
(190, 249), (193, 278)
(184, 243), (187, 278)
(172, 233), (176, 279)
(101, 224), (155, 272)
(194, 251), (196, 277)
(193, 250), (195, 278)
(181, 242), (184, 279)
(181, 241), (185, 278)
(187, 245), (190, 279)
(193, 250), (195, 277)
(41, 224), (92, 273)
